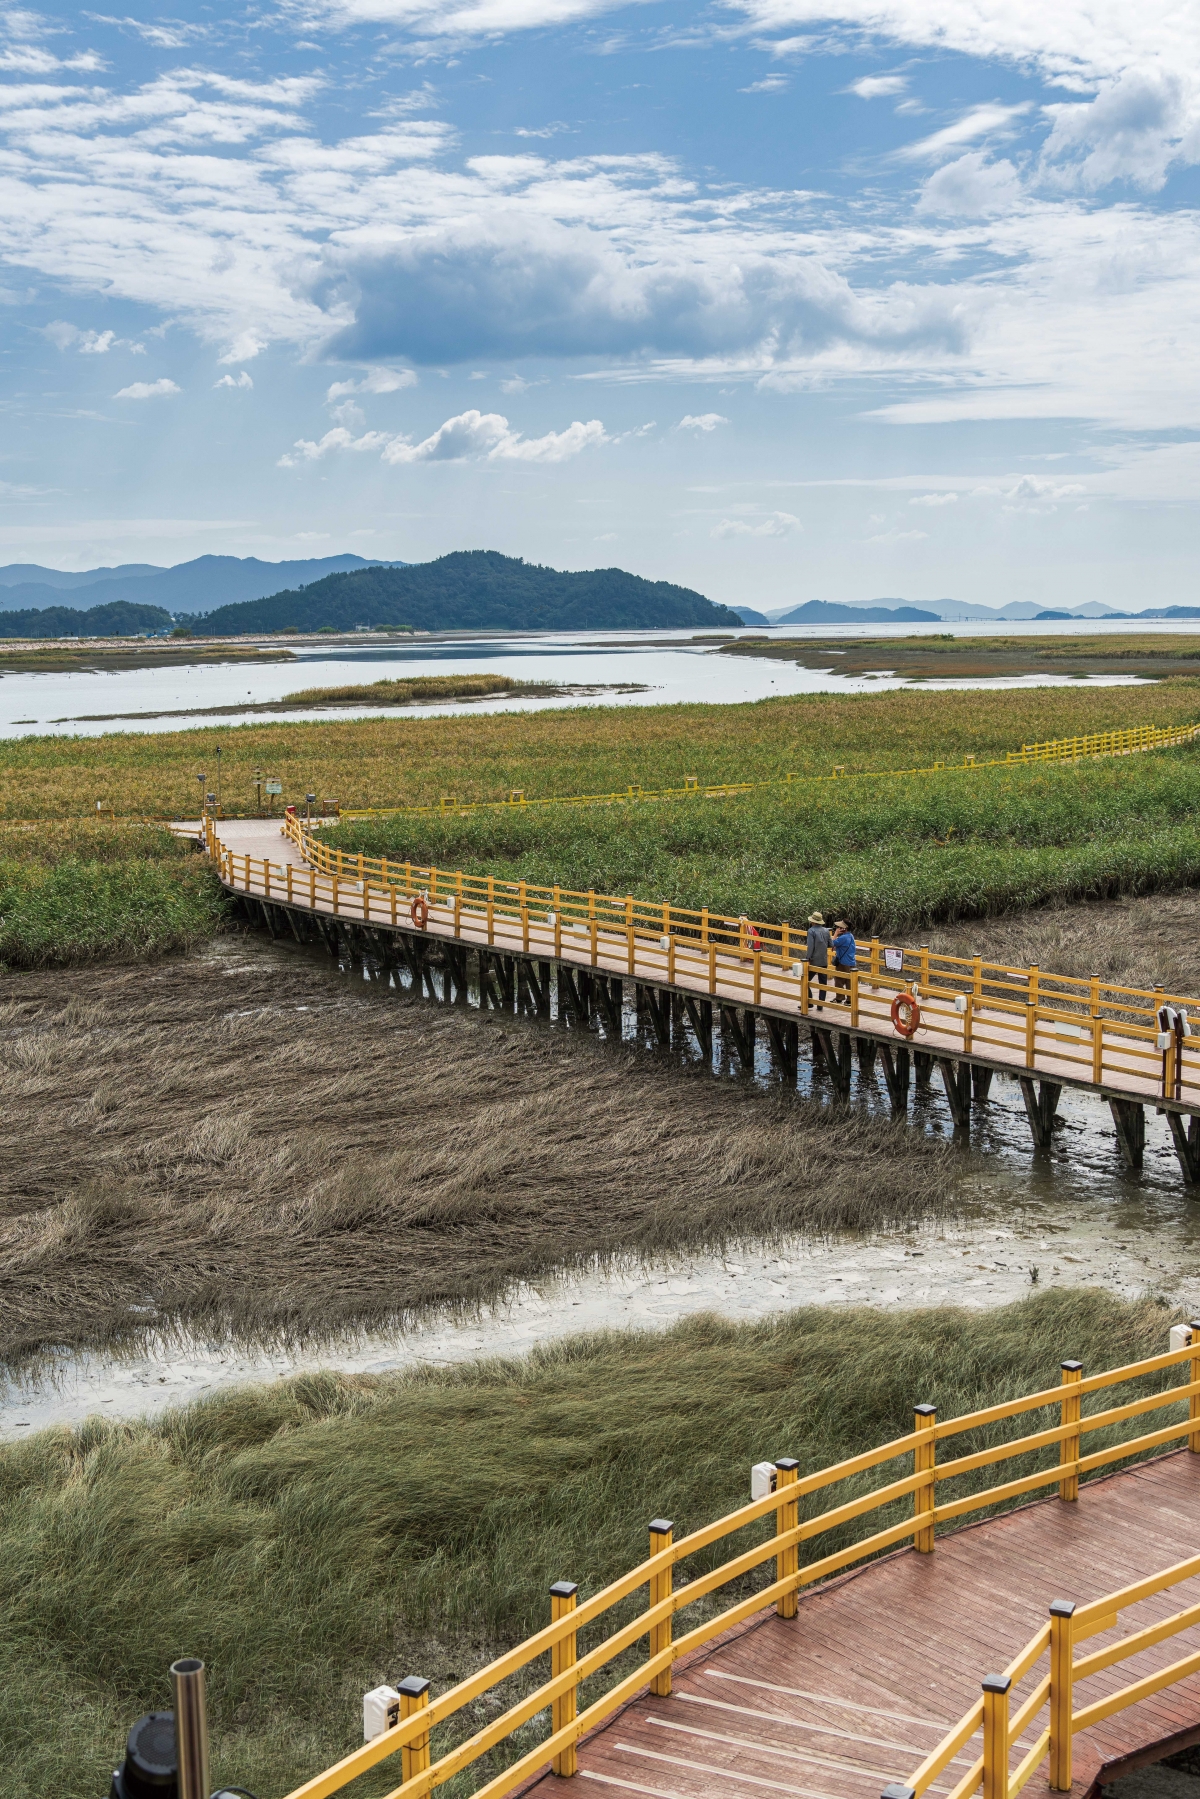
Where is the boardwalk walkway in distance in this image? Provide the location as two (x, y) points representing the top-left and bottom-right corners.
(199, 815), (1200, 1186)
(518, 1453), (1200, 1799)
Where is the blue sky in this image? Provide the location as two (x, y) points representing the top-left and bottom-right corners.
(0, 0), (1198, 608)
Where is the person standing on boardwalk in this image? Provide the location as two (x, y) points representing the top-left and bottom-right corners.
(806, 911), (831, 1009)
(832, 919), (856, 1005)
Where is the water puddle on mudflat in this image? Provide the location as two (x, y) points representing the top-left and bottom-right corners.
(4, 932), (1198, 1438)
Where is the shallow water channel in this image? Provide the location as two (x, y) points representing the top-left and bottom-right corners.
(3, 930), (1198, 1439)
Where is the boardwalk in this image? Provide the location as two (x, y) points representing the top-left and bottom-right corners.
(200, 816), (1200, 1180)
(521, 1453), (1200, 1799)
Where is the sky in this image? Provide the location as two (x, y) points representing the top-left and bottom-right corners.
(0, 1), (1198, 609)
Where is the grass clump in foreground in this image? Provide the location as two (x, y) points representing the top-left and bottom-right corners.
(331, 740), (1200, 935)
(0, 1290), (1180, 1799)
(0, 821), (224, 968)
(4, 682), (1200, 818)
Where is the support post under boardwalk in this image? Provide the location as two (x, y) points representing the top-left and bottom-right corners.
(648, 1519), (673, 1696)
(682, 994), (713, 1061)
(971, 1065), (994, 1103)
(766, 1016), (799, 1085)
(1049, 1600), (1076, 1791)
(774, 1458), (799, 1619)
(913, 1405), (936, 1551)
(1109, 1096), (1145, 1170)
(937, 1059), (972, 1129)
(1168, 1111), (1200, 1184)
(1019, 1077), (1061, 1148)
(1059, 1361), (1082, 1501)
(880, 1043), (910, 1115)
(549, 1582), (578, 1777)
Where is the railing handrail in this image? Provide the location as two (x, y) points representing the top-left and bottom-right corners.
(329, 719), (1200, 821)
(903, 1537), (1200, 1799)
(258, 1290), (1200, 1799)
(275, 810), (1200, 1028)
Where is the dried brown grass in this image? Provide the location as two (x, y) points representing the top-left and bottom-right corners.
(930, 886), (1200, 994)
(0, 938), (959, 1366)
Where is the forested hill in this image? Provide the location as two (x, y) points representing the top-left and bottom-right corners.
(0, 600), (171, 639)
(196, 552), (744, 634)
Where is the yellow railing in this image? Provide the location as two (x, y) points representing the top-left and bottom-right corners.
(209, 813), (1200, 1105)
(334, 720), (1200, 819)
(273, 1333), (1200, 1799)
(900, 1538), (1200, 1799)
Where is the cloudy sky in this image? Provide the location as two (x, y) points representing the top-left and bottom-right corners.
(0, 0), (1197, 606)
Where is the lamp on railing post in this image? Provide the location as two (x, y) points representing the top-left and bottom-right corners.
(981, 1674), (1011, 1799)
(398, 1676), (430, 1784)
(774, 1458), (799, 1618)
(648, 1519), (673, 1696)
(549, 1582), (578, 1777)
(1049, 1600), (1075, 1791)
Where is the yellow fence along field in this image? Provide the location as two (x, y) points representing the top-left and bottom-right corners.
(335, 720), (1200, 821)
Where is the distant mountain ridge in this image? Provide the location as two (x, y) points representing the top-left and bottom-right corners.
(0, 553), (407, 615)
(196, 551), (743, 634)
(770, 600), (941, 625)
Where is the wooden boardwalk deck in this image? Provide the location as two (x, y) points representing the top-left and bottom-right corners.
(518, 1453), (1200, 1799)
(201, 819), (1200, 1119)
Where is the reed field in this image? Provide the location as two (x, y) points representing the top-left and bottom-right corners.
(0, 821), (222, 968)
(330, 742), (1200, 935)
(0, 1289), (1178, 1798)
(4, 682), (1200, 819)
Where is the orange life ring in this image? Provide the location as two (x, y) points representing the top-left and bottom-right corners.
(891, 991), (921, 1039)
(410, 892), (429, 930)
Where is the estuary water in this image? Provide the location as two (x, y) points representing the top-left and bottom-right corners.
(0, 615), (1186, 738)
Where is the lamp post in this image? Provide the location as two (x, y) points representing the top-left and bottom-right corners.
(253, 767), (263, 814)
(215, 745), (222, 816)
(306, 792), (315, 826)
(197, 772), (206, 819)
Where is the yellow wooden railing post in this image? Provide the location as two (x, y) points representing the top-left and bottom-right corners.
(981, 1674), (1011, 1799)
(1059, 1360), (1082, 1500)
(648, 1519), (673, 1696)
(1048, 1599), (1075, 1791)
(550, 1581), (578, 1777)
(914, 1405), (936, 1551)
(1190, 1322), (1200, 1452)
(774, 1458), (799, 1619)
(398, 1677), (430, 1784)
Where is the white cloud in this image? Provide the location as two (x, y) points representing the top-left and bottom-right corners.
(740, 75), (789, 93)
(712, 510), (801, 537)
(44, 320), (142, 353)
(677, 412), (730, 431)
(895, 102), (1032, 163)
(1001, 475), (1087, 510)
(382, 408), (607, 463)
(909, 489), (957, 506)
(847, 74), (907, 98)
(1041, 69), (1187, 192)
(917, 152), (1023, 215)
(215, 370), (253, 388)
(325, 367), (417, 400)
(281, 408), (607, 467)
(868, 527), (927, 542)
(113, 377), (180, 398)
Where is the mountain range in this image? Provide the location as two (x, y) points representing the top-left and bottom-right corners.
(0, 553), (407, 615)
(746, 599), (1200, 623)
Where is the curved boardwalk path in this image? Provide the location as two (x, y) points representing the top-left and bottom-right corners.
(519, 1454), (1200, 1799)
(201, 818), (1200, 1185)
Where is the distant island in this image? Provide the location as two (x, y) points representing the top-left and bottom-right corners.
(194, 551), (744, 634)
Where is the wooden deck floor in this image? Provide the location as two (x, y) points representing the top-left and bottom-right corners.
(520, 1454), (1200, 1799)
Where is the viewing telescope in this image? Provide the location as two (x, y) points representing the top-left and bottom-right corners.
(108, 1659), (254, 1799)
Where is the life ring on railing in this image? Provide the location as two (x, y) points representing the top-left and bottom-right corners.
(891, 990), (921, 1039)
(410, 891), (429, 930)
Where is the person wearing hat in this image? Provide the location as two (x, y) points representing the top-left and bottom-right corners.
(806, 910), (831, 1009)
